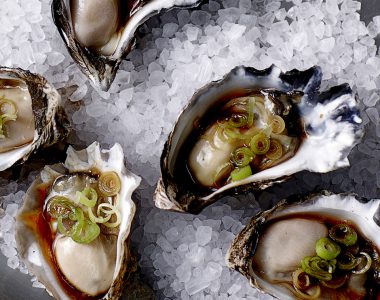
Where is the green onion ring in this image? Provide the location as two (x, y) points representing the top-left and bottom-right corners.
(292, 268), (311, 290)
(98, 171), (121, 197)
(265, 139), (283, 160)
(87, 206), (112, 224)
(230, 165), (252, 182)
(76, 187), (98, 208)
(250, 133), (270, 155)
(47, 196), (76, 219)
(71, 219), (100, 244)
(352, 252), (372, 274)
(228, 114), (248, 128)
(329, 224), (358, 246)
(301, 256), (333, 281)
(337, 252), (359, 270)
(316, 237), (341, 260)
(97, 203), (121, 228)
(231, 147), (255, 167)
(270, 115), (285, 134)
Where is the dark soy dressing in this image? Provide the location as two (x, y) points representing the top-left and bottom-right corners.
(253, 213), (380, 300)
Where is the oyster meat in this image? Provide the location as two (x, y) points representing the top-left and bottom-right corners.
(154, 66), (363, 213)
(52, 0), (202, 91)
(16, 142), (141, 299)
(0, 67), (70, 172)
(226, 192), (380, 300)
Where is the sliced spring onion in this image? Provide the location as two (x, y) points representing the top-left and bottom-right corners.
(250, 133), (270, 155)
(0, 99), (17, 115)
(265, 139), (283, 160)
(71, 219), (100, 244)
(329, 224), (358, 246)
(98, 171), (121, 197)
(46, 196), (76, 219)
(320, 274), (348, 289)
(76, 187), (98, 207)
(228, 114), (248, 128)
(231, 147), (255, 167)
(98, 203), (121, 228)
(292, 268), (311, 290)
(315, 237), (341, 260)
(57, 208), (84, 237)
(337, 252), (359, 270)
(293, 284), (321, 300)
(87, 206), (112, 224)
(301, 256), (333, 281)
(270, 115), (285, 134)
(352, 252), (372, 274)
(230, 165), (252, 182)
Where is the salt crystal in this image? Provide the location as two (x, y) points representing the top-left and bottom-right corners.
(5, 203), (18, 217)
(186, 26), (200, 41)
(190, 11), (211, 26)
(162, 23), (179, 38)
(7, 256), (19, 269)
(47, 51), (65, 66)
(196, 226), (212, 246)
(165, 227), (180, 242)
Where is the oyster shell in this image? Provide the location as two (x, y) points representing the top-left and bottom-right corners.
(226, 192), (380, 300)
(15, 142), (142, 299)
(52, 0), (202, 91)
(154, 65), (363, 213)
(0, 67), (70, 172)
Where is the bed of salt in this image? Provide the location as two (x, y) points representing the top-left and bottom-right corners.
(1, 0), (380, 299)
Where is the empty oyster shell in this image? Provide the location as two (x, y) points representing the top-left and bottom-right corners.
(226, 192), (380, 300)
(15, 142), (142, 299)
(154, 66), (363, 213)
(52, 0), (202, 91)
(0, 67), (70, 172)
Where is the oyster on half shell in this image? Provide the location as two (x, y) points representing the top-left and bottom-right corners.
(0, 67), (70, 172)
(154, 65), (363, 214)
(52, 0), (202, 91)
(15, 142), (142, 299)
(226, 192), (380, 299)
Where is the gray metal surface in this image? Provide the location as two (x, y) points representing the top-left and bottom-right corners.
(0, 0), (378, 299)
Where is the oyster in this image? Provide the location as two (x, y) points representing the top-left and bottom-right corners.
(154, 66), (363, 213)
(15, 142), (142, 299)
(226, 192), (380, 300)
(52, 0), (202, 91)
(0, 67), (70, 172)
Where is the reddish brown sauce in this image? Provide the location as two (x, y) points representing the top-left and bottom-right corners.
(20, 183), (107, 300)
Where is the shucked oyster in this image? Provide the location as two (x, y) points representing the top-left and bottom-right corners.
(16, 142), (142, 299)
(52, 0), (202, 91)
(154, 66), (363, 213)
(0, 67), (70, 172)
(226, 192), (380, 299)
